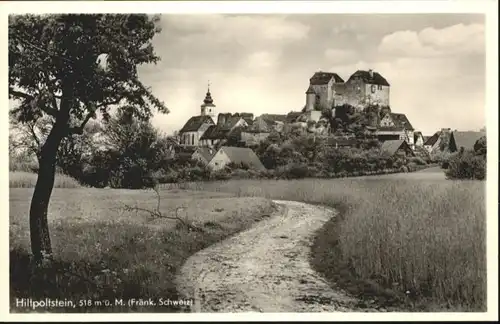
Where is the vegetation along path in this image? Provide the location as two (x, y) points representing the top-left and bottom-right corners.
(176, 200), (378, 312)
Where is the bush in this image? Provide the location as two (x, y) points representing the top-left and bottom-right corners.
(445, 150), (486, 180)
(409, 156), (427, 166)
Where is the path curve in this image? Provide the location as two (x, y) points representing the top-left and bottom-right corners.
(176, 200), (378, 312)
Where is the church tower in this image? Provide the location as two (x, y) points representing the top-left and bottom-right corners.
(200, 81), (217, 119)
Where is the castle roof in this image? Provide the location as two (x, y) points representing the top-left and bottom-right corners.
(347, 70), (390, 86)
(309, 72), (344, 85)
(179, 115), (214, 133)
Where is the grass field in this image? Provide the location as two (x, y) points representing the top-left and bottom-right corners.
(9, 185), (277, 313)
(9, 171), (81, 189)
(181, 169), (486, 311)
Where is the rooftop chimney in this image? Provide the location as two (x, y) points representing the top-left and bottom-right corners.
(369, 69), (374, 78)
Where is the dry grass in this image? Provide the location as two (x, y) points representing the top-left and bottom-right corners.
(9, 171), (81, 189)
(10, 187), (277, 313)
(184, 171), (486, 311)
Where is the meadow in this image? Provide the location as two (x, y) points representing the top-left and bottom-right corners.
(179, 169), (486, 311)
(9, 169), (486, 312)
(9, 172), (277, 313)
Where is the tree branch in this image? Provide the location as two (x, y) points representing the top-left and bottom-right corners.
(67, 110), (95, 135)
(9, 87), (33, 100)
(9, 87), (59, 118)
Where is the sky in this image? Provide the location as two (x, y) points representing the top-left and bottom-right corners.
(137, 13), (486, 136)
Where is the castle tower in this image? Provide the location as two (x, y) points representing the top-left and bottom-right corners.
(305, 85), (316, 112)
(200, 81), (216, 119)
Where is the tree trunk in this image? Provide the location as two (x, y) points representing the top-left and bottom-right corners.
(29, 127), (65, 265)
(30, 92), (72, 265)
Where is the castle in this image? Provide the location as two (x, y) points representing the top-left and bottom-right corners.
(305, 69), (390, 112)
(177, 69), (419, 150)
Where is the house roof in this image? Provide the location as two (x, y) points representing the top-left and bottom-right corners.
(380, 112), (414, 131)
(258, 114), (287, 123)
(219, 146), (266, 171)
(424, 132), (440, 146)
(380, 139), (408, 155)
(310, 72), (344, 85)
(179, 115), (214, 133)
(327, 138), (358, 147)
(199, 125), (229, 140)
(222, 116), (244, 130)
(347, 70), (390, 86)
(244, 117), (271, 133)
(451, 131), (486, 151)
(195, 147), (216, 162)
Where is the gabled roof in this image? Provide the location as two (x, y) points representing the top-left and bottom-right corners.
(424, 132), (440, 146)
(347, 70), (390, 86)
(179, 115), (214, 133)
(244, 117), (271, 133)
(379, 112), (414, 131)
(219, 146), (266, 171)
(222, 116), (245, 130)
(239, 113), (254, 126)
(199, 124), (230, 140)
(195, 147), (216, 162)
(310, 72), (344, 85)
(380, 139), (409, 155)
(451, 131), (486, 151)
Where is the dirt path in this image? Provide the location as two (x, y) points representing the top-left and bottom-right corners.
(176, 200), (378, 312)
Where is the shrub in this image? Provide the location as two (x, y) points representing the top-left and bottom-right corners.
(445, 150), (486, 180)
(409, 156), (427, 166)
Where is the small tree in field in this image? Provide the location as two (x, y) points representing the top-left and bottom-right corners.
(9, 14), (168, 264)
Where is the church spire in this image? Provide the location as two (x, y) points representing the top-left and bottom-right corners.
(203, 80), (214, 105)
(201, 80), (216, 118)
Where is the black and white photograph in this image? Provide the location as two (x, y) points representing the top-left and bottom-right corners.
(3, 0), (498, 321)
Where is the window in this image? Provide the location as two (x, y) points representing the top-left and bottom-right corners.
(378, 85), (383, 90)
(371, 85), (376, 93)
(191, 134), (194, 145)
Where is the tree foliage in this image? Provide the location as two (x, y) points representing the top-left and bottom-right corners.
(9, 14), (168, 263)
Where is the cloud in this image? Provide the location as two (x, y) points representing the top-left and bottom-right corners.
(244, 50), (281, 70)
(324, 48), (358, 64)
(378, 23), (485, 57)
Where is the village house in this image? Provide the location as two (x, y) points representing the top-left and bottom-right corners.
(448, 131), (485, 153)
(423, 128), (452, 153)
(191, 147), (216, 165)
(376, 111), (415, 149)
(207, 146), (266, 171)
(199, 114), (248, 147)
(380, 139), (415, 157)
(240, 117), (271, 146)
